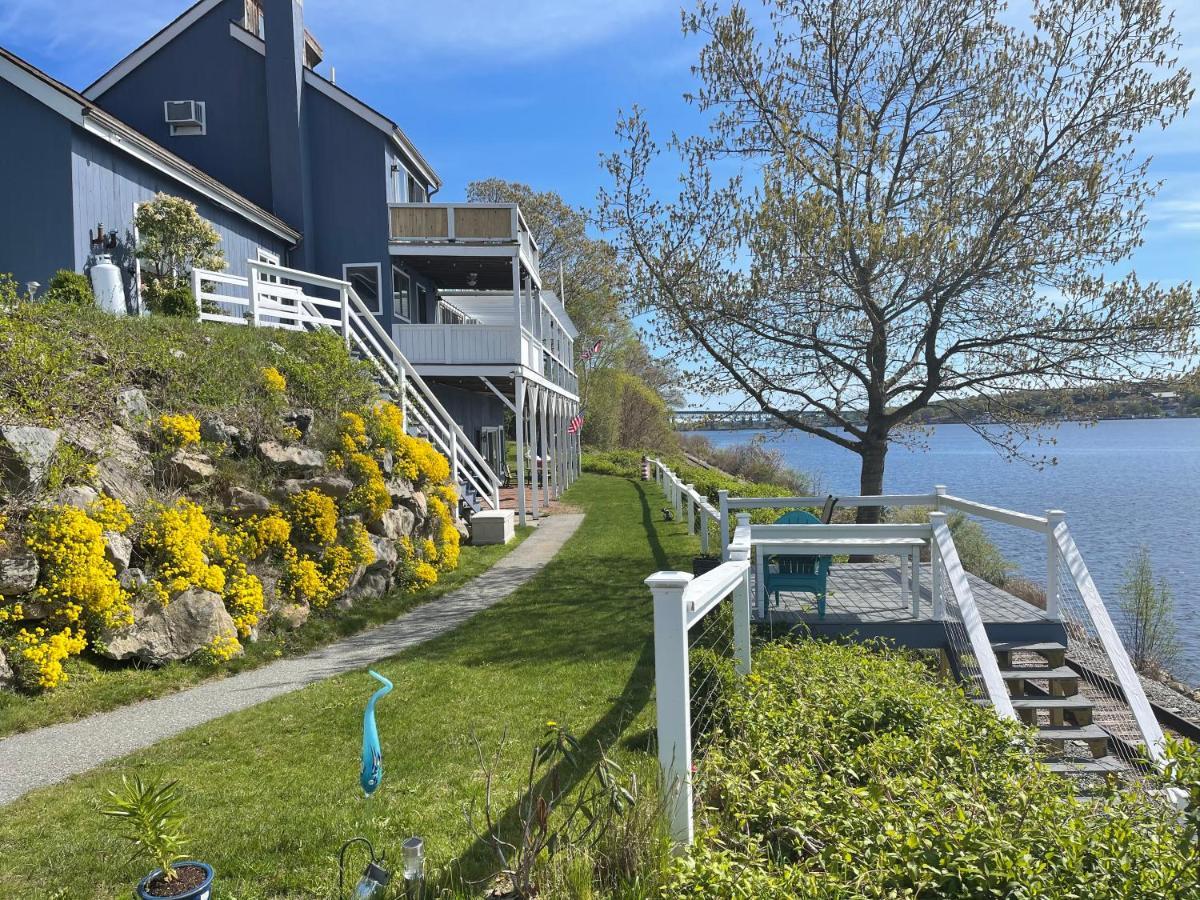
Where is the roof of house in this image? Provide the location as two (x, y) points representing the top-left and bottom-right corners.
(0, 43), (300, 243)
(81, 0), (441, 191)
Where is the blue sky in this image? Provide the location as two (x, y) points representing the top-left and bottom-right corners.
(2, 0), (1197, 314)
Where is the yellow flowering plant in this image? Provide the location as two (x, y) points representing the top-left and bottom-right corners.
(286, 489), (338, 547)
(141, 500), (225, 603)
(261, 366), (287, 396)
(8, 626), (87, 690)
(156, 413), (201, 449)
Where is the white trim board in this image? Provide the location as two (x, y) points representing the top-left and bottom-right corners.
(84, 0), (224, 99)
(229, 21), (267, 56)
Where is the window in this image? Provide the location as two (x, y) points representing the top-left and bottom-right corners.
(392, 266), (411, 322)
(245, 0), (265, 38)
(344, 263), (382, 315)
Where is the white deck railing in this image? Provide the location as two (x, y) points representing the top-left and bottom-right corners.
(645, 515), (753, 844)
(645, 458), (1171, 799)
(192, 261), (502, 510)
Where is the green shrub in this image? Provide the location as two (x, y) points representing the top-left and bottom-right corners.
(143, 279), (197, 318)
(668, 640), (1200, 898)
(42, 269), (94, 306)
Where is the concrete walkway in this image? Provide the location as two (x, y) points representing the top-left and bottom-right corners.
(0, 513), (584, 806)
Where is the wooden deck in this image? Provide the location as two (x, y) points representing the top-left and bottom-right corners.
(757, 562), (1068, 648)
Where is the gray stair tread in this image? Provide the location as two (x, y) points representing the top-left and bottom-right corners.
(1045, 757), (1126, 774)
(991, 641), (1067, 653)
(1037, 724), (1109, 741)
(1010, 695), (1094, 710)
(999, 666), (1077, 681)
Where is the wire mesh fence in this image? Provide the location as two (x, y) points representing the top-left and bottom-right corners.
(688, 599), (738, 766)
(936, 551), (991, 705)
(1054, 555), (1152, 773)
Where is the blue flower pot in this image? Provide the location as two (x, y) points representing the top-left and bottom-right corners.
(135, 861), (213, 900)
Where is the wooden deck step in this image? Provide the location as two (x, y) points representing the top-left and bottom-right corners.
(992, 641), (1067, 667)
(1044, 757), (1126, 775)
(1037, 724), (1111, 758)
(998, 666), (1079, 697)
(1010, 694), (1094, 726)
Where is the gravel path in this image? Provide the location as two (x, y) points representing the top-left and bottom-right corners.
(0, 514), (583, 807)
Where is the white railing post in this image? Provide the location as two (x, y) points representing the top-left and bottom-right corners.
(248, 263), (260, 327)
(191, 268), (203, 321)
(450, 431), (460, 489)
(929, 511), (946, 621)
(685, 484), (696, 534)
(699, 509), (710, 555)
(729, 537), (752, 677)
(934, 484), (947, 511)
(673, 476), (683, 521)
(1044, 510), (1064, 621)
(339, 286), (351, 349)
(718, 491), (730, 561)
(645, 571), (695, 845)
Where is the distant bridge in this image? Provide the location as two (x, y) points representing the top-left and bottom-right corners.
(671, 409), (859, 430)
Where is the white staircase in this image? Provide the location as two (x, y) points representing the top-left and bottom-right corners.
(191, 260), (502, 510)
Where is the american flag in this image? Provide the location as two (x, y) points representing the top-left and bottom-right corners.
(567, 412), (584, 435)
(580, 338), (603, 361)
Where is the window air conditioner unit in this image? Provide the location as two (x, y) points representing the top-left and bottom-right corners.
(164, 100), (205, 128)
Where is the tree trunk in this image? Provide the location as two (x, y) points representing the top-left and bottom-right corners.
(850, 439), (887, 562)
(855, 439), (887, 525)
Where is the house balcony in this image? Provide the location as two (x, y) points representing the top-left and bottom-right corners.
(388, 202), (541, 290)
(392, 323), (578, 397)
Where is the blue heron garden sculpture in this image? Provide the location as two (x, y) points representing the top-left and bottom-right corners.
(360, 670), (393, 796)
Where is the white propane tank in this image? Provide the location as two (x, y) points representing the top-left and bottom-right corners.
(89, 255), (126, 316)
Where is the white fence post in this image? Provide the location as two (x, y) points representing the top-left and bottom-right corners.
(1044, 510), (1064, 620)
(248, 263), (260, 327)
(685, 484), (696, 534)
(672, 476), (683, 521)
(929, 511), (946, 621)
(729, 537), (752, 676)
(718, 491), (730, 561)
(934, 484), (947, 512)
(191, 268), (203, 321)
(699, 509), (710, 555)
(340, 286), (351, 349)
(645, 571), (695, 845)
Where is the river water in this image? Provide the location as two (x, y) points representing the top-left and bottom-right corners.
(694, 418), (1200, 685)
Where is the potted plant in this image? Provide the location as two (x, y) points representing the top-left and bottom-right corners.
(693, 554), (722, 576)
(101, 775), (214, 899)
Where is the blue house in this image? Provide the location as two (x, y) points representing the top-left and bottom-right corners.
(0, 0), (580, 524)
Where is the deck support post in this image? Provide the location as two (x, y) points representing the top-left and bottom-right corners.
(528, 385), (541, 519)
(929, 512), (946, 620)
(718, 490), (730, 561)
(645, 570), (695, 845)
(1045, 510), (1065, 620)
(539, 392), (551, 511)
(514, 376), (527, 527)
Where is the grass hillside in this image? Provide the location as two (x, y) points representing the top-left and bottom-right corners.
(0, 300), (377, 437)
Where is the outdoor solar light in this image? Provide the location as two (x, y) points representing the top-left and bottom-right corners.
(402, 836), (425, 883)
(337, 837), (391, 900)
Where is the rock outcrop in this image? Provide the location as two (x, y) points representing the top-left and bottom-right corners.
(258, 441), (326, 477)
(0, 545), (39, 596)
(99, 589), (241, 666)
(64, 424), (152, 508)
(0, 425), (60, 494)
(277, 474), (354, 500)
(162, 450), (216, 486)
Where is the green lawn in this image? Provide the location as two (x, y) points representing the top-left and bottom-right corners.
(0, 528), (532, 739)
(0, 474), (695, 898)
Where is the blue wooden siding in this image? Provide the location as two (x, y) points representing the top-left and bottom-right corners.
(69, 129), (290, 299)
(0, 78), (75, 287)
(91, 0), (274, 212)
(430, 385), (506, 444)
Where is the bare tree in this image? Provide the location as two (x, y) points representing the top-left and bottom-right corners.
(599, 0), (1198, 520)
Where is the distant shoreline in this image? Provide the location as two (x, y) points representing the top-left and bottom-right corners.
(678, 414), (1200, 432)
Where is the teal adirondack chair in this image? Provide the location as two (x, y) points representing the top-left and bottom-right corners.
(762, 509), (832, 618)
